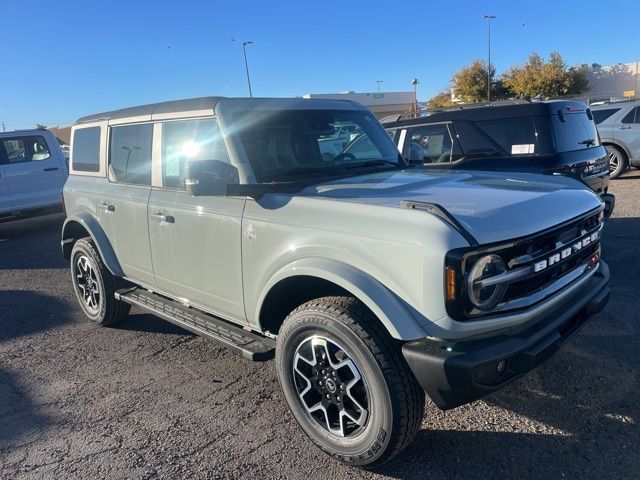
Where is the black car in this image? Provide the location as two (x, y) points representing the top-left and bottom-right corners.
(383, 100), (614, 215)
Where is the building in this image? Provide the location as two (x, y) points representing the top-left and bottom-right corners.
(583, 61), (639, 102)
(302, 91), (415, 118)
(47, 125), (72, 146)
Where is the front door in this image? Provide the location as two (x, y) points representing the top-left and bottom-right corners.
(0, 134), (66, 210)
(97, 123), (155, 286)
(147, 117), (246, 323)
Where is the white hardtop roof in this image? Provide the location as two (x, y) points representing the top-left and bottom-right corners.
(75, 97), (366, 124)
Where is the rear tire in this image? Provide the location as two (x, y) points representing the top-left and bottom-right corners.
(70, 237), (130, 326)
(606, 145), (627, 179)
(275, 296), (424, 467)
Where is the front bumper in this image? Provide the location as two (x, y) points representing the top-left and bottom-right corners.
(402, 261), (610, 410)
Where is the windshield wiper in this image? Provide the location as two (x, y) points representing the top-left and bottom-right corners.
(345, 159), (400, 170)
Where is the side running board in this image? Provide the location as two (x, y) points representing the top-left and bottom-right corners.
(115, 288), (275, 361)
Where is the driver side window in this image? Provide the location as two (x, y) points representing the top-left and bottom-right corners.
(161, 118), (229, 189)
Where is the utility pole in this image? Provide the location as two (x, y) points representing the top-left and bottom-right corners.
(1, 122), (5, 132)
(482, 14), (496, 102)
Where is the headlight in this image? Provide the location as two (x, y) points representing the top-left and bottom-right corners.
(467, 254), (508, 310)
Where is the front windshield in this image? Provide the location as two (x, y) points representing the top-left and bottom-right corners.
(234, 109), (402, 182)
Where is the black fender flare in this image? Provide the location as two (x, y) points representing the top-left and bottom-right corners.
(61, 212), (124, 277)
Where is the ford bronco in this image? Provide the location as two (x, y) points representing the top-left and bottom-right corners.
(62, 97), (610, 466)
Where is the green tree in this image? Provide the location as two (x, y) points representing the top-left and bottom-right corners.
(502, 52), (589, 99)
(451, 59), (505, 103)
(427, 92), (454, 110)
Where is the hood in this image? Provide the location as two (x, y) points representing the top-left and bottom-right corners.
(298, 169), (603, 245)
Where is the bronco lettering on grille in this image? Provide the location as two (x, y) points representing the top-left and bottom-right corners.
(533, 230), (600, 273)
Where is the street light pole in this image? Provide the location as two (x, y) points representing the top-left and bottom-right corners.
(411, 78), (419, 118)
(482, 14), (495, 102)
(242, 41), (254, 98)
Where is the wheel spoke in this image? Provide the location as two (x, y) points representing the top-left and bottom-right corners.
(75, 254), (100, 311)
(292, 335), (369, 438)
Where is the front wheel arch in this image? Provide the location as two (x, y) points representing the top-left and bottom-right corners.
(255, 259), (430, 341)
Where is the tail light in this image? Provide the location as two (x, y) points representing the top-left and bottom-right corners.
(61, 191), (67, 217)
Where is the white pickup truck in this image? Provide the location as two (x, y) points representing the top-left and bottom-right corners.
(0, 129), (67, 221)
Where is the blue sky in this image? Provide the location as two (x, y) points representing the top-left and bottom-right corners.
(1, 0), (638, 129)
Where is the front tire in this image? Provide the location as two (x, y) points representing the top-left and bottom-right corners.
(606, 145), (627, 179)
(70, 237), (130, 326)
(275, 297), (424, 467)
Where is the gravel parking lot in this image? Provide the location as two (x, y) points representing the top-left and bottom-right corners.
(1, 175), (639, 480)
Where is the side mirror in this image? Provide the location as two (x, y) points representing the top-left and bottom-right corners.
(185, 160), (239, 196)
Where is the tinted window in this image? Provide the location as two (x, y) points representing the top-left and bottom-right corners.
(621, 106), (639, 124)
(475, 117), (554, 155)
(72, 127), (101, 172)
(235, 110), (400, 182)
(161, 118), (229, 189)
(109, 124), (153, 185)
(1, 135), (51, 164)
(452, 120), (505, 157)
(592, 108), (620, 124)
(551, 112), (600, 152)
(406, 124), (460, 164)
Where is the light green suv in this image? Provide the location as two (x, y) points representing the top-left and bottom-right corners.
(62, 97), (610, 466)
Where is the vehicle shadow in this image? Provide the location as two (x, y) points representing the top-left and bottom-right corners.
(0, 291), (73, 446)
(112, 311), (194, 336)
(0, 213), (67, 270)
(615, 172), (640, 180)
(0, 290), (73, 343)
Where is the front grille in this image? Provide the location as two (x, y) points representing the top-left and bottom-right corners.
(497, 210), (602, 307)
(447, 208), (604, 320)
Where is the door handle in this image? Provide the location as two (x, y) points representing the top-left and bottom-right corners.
(44, 167), (59, 172)
(151, 212), (175, 224)
(619, 126), (632, 130)
(99, 202), (115, 213)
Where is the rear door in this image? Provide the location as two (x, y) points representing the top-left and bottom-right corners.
(0, 134), (66, 209)
(97, 123), (155, 285)
(0, 164), (10, 213)
(615, 106), (640, 161)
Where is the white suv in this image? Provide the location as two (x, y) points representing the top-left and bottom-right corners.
(0, 129), (68, 221)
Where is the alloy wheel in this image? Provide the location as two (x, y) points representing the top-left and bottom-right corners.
(609, 151), (619, 173)
(292, 335), (369, 437)
(75, 255), (100, 311)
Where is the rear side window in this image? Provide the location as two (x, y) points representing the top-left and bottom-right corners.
(592, 108), (620, 124)
(406, 124), (461, 164)
(72, 127), (101, 172)
(1, 135), (51, 164)
(621, 106), (640, 124)
(551, 111), (600, 152)
(474, 117), (554, 156)
(109, 124), (153, 185)
(161, 118), (229, 189)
